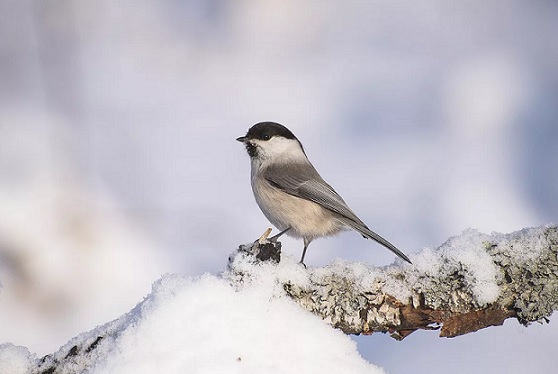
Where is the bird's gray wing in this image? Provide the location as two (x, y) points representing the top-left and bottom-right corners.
(263, 163), (412, 264)
(263, 163), (363, 224)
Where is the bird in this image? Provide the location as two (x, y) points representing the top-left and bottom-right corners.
(236, 121), (411, 265)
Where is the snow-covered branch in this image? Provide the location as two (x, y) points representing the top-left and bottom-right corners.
(229, 225), (558, 339)
(10, 225), (557, 373)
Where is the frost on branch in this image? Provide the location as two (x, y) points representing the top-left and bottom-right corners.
(228, 225), (558, 340)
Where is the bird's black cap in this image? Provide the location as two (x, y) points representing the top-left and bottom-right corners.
(236, 122), (297, 142)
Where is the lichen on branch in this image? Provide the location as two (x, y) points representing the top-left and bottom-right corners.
(229, 225), (558, 339)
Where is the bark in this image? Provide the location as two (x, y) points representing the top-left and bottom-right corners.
(231, 225), (558, 340)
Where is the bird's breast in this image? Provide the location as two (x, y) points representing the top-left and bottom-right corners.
(251, 175), (346, 240)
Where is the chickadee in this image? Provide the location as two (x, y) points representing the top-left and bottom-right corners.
(237, 122), (411, 265)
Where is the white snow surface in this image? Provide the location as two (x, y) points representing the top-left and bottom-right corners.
(0, 344), (33, 374)
(384, 228), (501, 305)
(0, 261), (383, 374)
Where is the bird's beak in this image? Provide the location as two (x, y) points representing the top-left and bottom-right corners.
(236, 136), (247, 142)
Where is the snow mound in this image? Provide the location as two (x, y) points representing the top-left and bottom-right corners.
(8, 271), (383, 374)
(0, 344), (34, 374)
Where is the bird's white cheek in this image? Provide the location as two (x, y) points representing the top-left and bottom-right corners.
(255, 138), (307, 164)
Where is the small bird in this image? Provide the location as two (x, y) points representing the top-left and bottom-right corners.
(237, 122), (411, 265)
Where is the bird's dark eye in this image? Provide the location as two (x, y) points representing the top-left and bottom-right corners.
(262, 134), (271, 140)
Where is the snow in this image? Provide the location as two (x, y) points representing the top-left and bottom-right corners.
(382, 229), (504, 307)
(0, 344), (33, 374)
(492, 224), (556, 262)
(412, 228), (500, 305)
(306, 228), (505, 308)
(0, 267), (382, 374)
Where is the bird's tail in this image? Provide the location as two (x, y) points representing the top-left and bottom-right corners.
(346, 221), (412, 264)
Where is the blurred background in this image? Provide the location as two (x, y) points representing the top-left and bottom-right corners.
(1, 0), (557, 372)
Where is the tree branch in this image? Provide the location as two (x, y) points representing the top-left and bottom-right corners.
(32, 225), (558, 374)
(229, 225), (558, 339)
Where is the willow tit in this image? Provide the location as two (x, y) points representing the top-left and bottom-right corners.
(237, 122), (411, 265)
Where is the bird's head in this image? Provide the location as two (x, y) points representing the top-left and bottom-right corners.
(236, 122), (306, 163)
